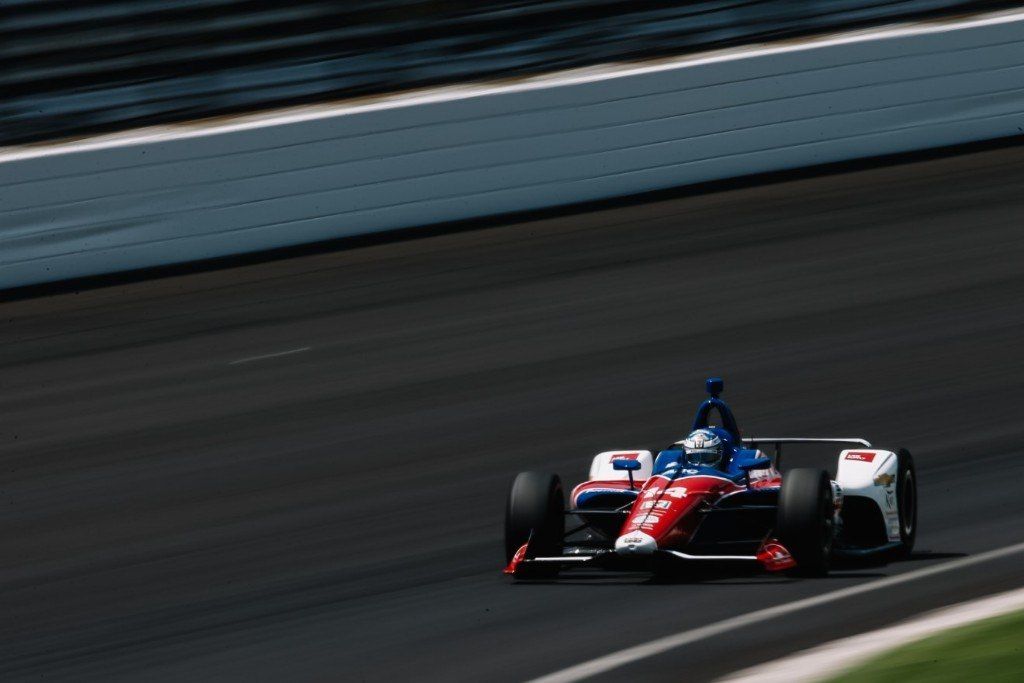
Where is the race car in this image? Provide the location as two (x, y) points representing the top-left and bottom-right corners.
(504, 377), (917, 578)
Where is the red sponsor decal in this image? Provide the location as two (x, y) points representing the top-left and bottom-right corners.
(845, 451), (876, 462)
(609, 452), (640, 462)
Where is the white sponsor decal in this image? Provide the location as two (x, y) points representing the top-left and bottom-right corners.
(635, 515), (661, 527)
(665, 486), (688, 499)
(578, 488), (632, 496)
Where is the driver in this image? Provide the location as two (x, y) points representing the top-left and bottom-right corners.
(680, 427), (780, 485)
(681, 429), (725, 468)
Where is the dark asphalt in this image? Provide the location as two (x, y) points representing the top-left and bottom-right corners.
(2, 143), (1023, 682)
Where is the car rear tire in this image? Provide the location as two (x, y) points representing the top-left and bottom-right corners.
(505, 471), (565, 577)
(893, 448), (918, 559)
(777, 468), (834, 577)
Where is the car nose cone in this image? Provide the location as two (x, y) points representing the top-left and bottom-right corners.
(615, 530), (657, 554)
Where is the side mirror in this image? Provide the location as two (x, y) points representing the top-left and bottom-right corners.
(612, 458), (641, 490)
(739, 457), (772, 471)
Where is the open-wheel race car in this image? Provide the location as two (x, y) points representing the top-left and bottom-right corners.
(504, 378), (917, 578)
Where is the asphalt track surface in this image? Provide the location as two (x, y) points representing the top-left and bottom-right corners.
(2, 142), (1024, 682)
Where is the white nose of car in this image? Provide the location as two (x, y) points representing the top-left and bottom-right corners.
(615, 530), (657, 554)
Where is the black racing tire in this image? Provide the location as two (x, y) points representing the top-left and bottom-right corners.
(893, 448), (918, 559)
(777, 468), (834, 577)
(504, 471), (565, 577)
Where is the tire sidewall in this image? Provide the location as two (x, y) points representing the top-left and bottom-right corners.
(504, 471), (565, 564)
(777, 468), (833, 576)
(896, 448), (917, 555)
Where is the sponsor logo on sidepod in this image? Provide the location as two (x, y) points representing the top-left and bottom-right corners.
(845, 451), (876, 462)
(609, 452), (640, 462)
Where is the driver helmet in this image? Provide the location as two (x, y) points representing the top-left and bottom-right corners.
(681, 428), (725, 467)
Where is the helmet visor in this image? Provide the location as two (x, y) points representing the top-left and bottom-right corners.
(684, 448), (722, 466)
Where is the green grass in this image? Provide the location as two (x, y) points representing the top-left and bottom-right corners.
(828, 608), (1024, 683)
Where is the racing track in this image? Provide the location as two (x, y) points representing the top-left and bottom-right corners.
(2, 142), (1024, 682)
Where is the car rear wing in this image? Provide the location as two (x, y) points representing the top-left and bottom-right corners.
(742, 437), (872, 468)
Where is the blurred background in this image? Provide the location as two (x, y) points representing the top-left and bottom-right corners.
(2, 0), (1019, 146)
(3, 3), (1024, 682)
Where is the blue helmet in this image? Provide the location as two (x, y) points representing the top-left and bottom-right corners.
(680, 428), (725, 467)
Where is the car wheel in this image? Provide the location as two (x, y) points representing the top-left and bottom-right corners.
(893, 448), (918, 558)
(505, 471), (565, 577)
(776, 468), (833, 577)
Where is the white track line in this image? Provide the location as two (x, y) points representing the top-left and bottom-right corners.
(228, 346), (311, 365)
(719, 585), (1024, 683)
(526, 540), (1024, 683)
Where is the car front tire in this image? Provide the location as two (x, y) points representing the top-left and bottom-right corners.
(776, 468), (834, 576)
(504, 471), (565, 577)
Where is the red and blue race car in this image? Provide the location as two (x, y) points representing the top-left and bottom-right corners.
(504, 378), (917, 578)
